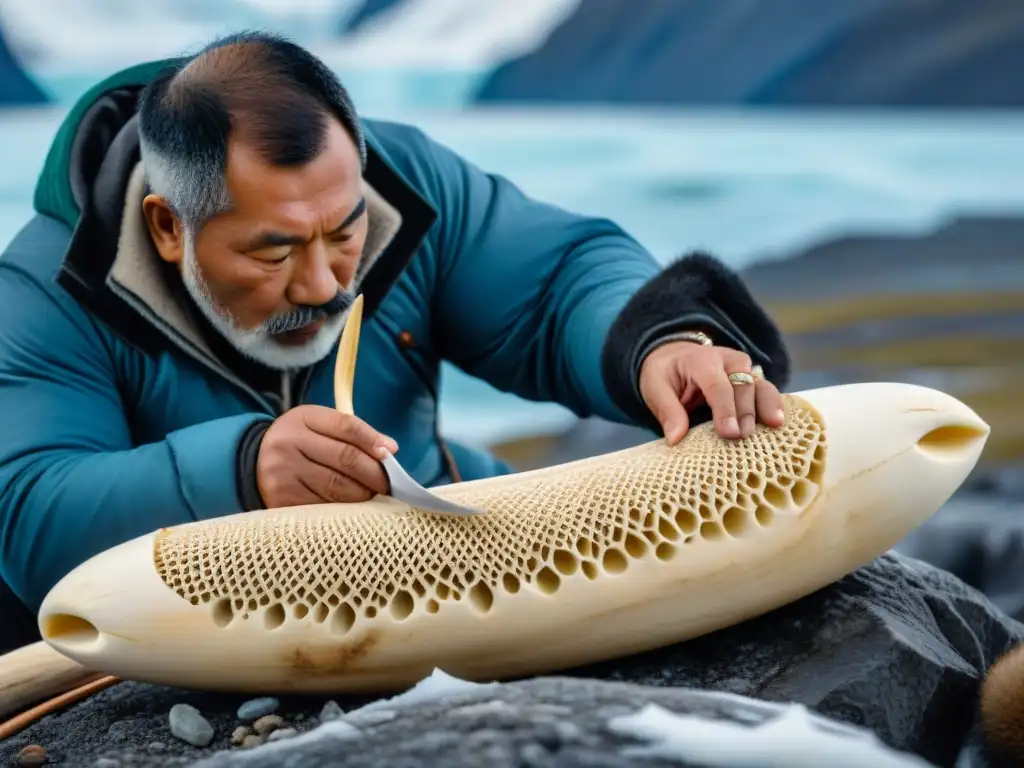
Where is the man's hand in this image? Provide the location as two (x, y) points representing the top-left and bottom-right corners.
(256, 405), (399, 507)
(639, 340), (785, 444)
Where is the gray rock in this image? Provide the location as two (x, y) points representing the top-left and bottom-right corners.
(191, 677), (934, 768)
(92, 760), (120, 768)
(566, 552), (1024, 766)
(169, 703), (215, 747)
(106, 720), (131, 741)
(237, 698), (279, 722)
(1, 553), (1019, 767)
(897, 495), (1024, 622)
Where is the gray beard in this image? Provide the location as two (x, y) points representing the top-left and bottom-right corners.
(180, 231), (352, 371)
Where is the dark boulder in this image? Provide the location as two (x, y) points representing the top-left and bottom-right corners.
(897, 495), (1024, 624)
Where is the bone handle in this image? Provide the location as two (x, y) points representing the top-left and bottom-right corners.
(0, 640), (103, 719)
(333, 293), (364, 417)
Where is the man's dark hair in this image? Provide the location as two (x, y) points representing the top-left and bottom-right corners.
(137, 30), (366, 231)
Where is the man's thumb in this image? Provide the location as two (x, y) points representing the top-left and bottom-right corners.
(642, 378), (690, 445)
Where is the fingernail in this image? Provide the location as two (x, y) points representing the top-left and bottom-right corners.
(724, 417), (739, 436)
(740, 416), (755, 436)
(774, 409), (785, 423)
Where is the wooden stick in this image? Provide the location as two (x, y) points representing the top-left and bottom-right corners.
(0, 673), (119, 741)
(0, 641), (106, 721)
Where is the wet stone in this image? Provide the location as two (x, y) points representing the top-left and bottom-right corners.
(237, 698), (279, 722)
(168, 703), (214, 747)
(252, 715), (285, 736)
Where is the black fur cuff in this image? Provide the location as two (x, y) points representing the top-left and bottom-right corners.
(601, 251), (792, 433)
(236, 419), (272, 511)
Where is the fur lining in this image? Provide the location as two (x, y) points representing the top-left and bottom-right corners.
(601, 251), (791, 433)
(105, 161), (403, 377)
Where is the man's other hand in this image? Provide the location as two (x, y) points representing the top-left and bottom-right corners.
(639, 340), (785, 445)
(256, 405), (399, 507)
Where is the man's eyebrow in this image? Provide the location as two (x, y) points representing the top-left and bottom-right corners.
(329, 196), (367, 234)
(237, 197), (367, 252)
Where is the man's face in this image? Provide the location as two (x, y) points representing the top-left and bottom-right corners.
(145, 117), (369, 370)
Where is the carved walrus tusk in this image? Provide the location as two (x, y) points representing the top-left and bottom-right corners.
(35, 380), (989, 695)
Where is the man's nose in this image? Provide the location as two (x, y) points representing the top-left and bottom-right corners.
(287, 242), (341, 307)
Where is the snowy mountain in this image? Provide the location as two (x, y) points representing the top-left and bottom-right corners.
(0, 0), (339, 72)
(475, 0), (1024, 108)
(0, 0), (578, 75)
(328, 0), (581, 69)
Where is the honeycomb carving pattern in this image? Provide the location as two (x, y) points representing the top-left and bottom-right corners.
(154, 396), (826, 633)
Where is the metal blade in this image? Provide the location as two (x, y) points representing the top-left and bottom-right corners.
(380, 451), (486, 517)
(332, 294), (486, 517)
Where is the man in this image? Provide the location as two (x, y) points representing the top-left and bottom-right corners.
(0, 32), (790, 651)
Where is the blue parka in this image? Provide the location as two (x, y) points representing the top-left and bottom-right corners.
(0, 60), (789, 616)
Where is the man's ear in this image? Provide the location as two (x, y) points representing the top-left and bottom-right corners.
(141, 194), (185, 265)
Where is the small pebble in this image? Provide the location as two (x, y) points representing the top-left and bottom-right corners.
(231, 726), (252, 746)
(319, 700), (344, 722)
(148, 741), (166, 753)
(92, 760), (120, 768)
(294, 713), (305, 722)
(237, 697), (279, 721)
(15, 745), (48, 766)
(241, 734), (266, 749)
(267, 727), (298, 742)
(169, 703), (215, 747)
(253, 714), (285, 735)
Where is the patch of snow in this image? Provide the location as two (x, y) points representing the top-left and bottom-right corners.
(0, 0), (277, 71)
(326, 0), (583, 69)
(0, 0), (581, 74)
(607, 702), (936, 768)
(347, 667), (501, 716)
(241, 719), (362, 760)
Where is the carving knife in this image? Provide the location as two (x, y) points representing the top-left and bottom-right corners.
(333, 295), (485, 516)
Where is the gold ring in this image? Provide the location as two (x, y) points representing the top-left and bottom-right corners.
(728, 372), (755, 386)
(751, 365), (764, 381)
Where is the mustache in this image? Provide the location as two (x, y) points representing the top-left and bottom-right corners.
(263, 290), (354, 335)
